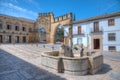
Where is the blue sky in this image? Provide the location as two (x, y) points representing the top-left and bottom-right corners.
(0, 0), (120, 20)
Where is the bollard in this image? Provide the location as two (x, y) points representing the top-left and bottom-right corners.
(43, 45), (45, 48)
(52, 46), (54, 51)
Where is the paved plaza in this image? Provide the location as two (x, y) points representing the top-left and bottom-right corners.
(0, 44), (120, 80)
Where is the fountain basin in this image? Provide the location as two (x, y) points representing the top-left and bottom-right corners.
(62, 56), (88, 75)
(88, 54), (103, 74)
(41, 51), (59, 71)
(41, 51), (103, 75)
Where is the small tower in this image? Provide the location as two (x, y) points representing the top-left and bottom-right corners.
(49, 12), (54, 23)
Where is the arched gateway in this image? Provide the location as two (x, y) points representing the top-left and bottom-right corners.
(35, 12), (73, 44)
(39, 28), (46, 43)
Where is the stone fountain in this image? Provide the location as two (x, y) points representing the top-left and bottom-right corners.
(41, 44), (103, 75)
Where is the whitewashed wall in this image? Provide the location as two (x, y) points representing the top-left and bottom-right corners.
(102, 17), (120, 51)
(64, 16), (120, 51)
(72, 23), (90, 47)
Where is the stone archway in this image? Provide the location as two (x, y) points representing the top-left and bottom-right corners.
(50, 20), (73, 45)
(35, 12), (73, 44)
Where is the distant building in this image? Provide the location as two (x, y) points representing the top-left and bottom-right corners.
(1, 12), (120, 52)
(0, 12), (72, 44)
(64, 12), (120, 52)
(0, 14), (35, 43)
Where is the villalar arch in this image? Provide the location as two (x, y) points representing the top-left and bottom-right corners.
(34, 12), (73, 44)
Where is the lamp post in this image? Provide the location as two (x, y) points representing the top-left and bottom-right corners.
(86, 34), (89, 49)
(68, 23), (73, 48)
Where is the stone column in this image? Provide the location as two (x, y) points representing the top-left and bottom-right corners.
(11, 34), (14, 44)
(68, 23), (73, 47)
(26, 35), (29, 43)
(20, 35), (22, 43)
(3, 34), (6, 43)
(46, 32), (50, 43)
(50, 36), (54, 44)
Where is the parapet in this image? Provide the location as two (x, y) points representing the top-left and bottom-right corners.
(38, 12), (53, 17)
(38, 12), (73, 23)
(54, 13), (72, 22)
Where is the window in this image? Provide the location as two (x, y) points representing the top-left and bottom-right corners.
(78, 26), (81, 35)
(0, 35), (2, 43)
(0, 24), (2, 29)
(15, 26), (19, 31)
(108, 19), (114, 26)
(108, 33), (116, 41)
(22, 27), (26, 31)
(94, 21), (99, 32)
(7, 25), (11, 30)
(109, 46), (116, 51)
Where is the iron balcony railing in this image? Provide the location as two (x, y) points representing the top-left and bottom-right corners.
(72, 33), (85, 37)
(91, 30), (103, 34)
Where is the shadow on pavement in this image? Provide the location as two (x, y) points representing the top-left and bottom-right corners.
(0, 49), (66, 80)
(96, 63), (112, 74)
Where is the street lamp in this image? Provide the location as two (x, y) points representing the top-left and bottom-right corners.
(86, 34), (89, 49)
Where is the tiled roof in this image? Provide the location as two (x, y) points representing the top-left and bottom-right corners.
(0, 14), (35, 23)
(73, 12), (120, 24)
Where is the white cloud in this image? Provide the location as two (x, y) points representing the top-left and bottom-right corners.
(22, 0), (41, 10)
(1, 2), (37, 16)
(23, 0), (37, 5)
(10, 0), (18, 3)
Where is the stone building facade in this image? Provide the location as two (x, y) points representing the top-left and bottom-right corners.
(0, 12), (73, 44)
(0, 14), (35, 43)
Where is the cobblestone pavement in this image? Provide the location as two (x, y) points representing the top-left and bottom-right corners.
(103, 52), (120, 61)
(0, 44), (120, 80)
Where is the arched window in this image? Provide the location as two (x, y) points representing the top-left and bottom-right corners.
(6, 22), (12, 30)
(22, 27), (26, 31)
(40, 28), (46, 33)
(39, 28), (46, 42)
(7, 24), (11, 30)
(15, 22), (20, 31)
(15, 26), (19, 31)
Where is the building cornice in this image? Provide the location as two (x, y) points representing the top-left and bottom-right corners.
(0, 14), (35, 23)
(73, 12), (120, 24)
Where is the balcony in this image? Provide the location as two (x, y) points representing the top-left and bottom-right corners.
(91, 30), (103, 35)
(72, 33), (85, 37)
(29, 29), (38, 33)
